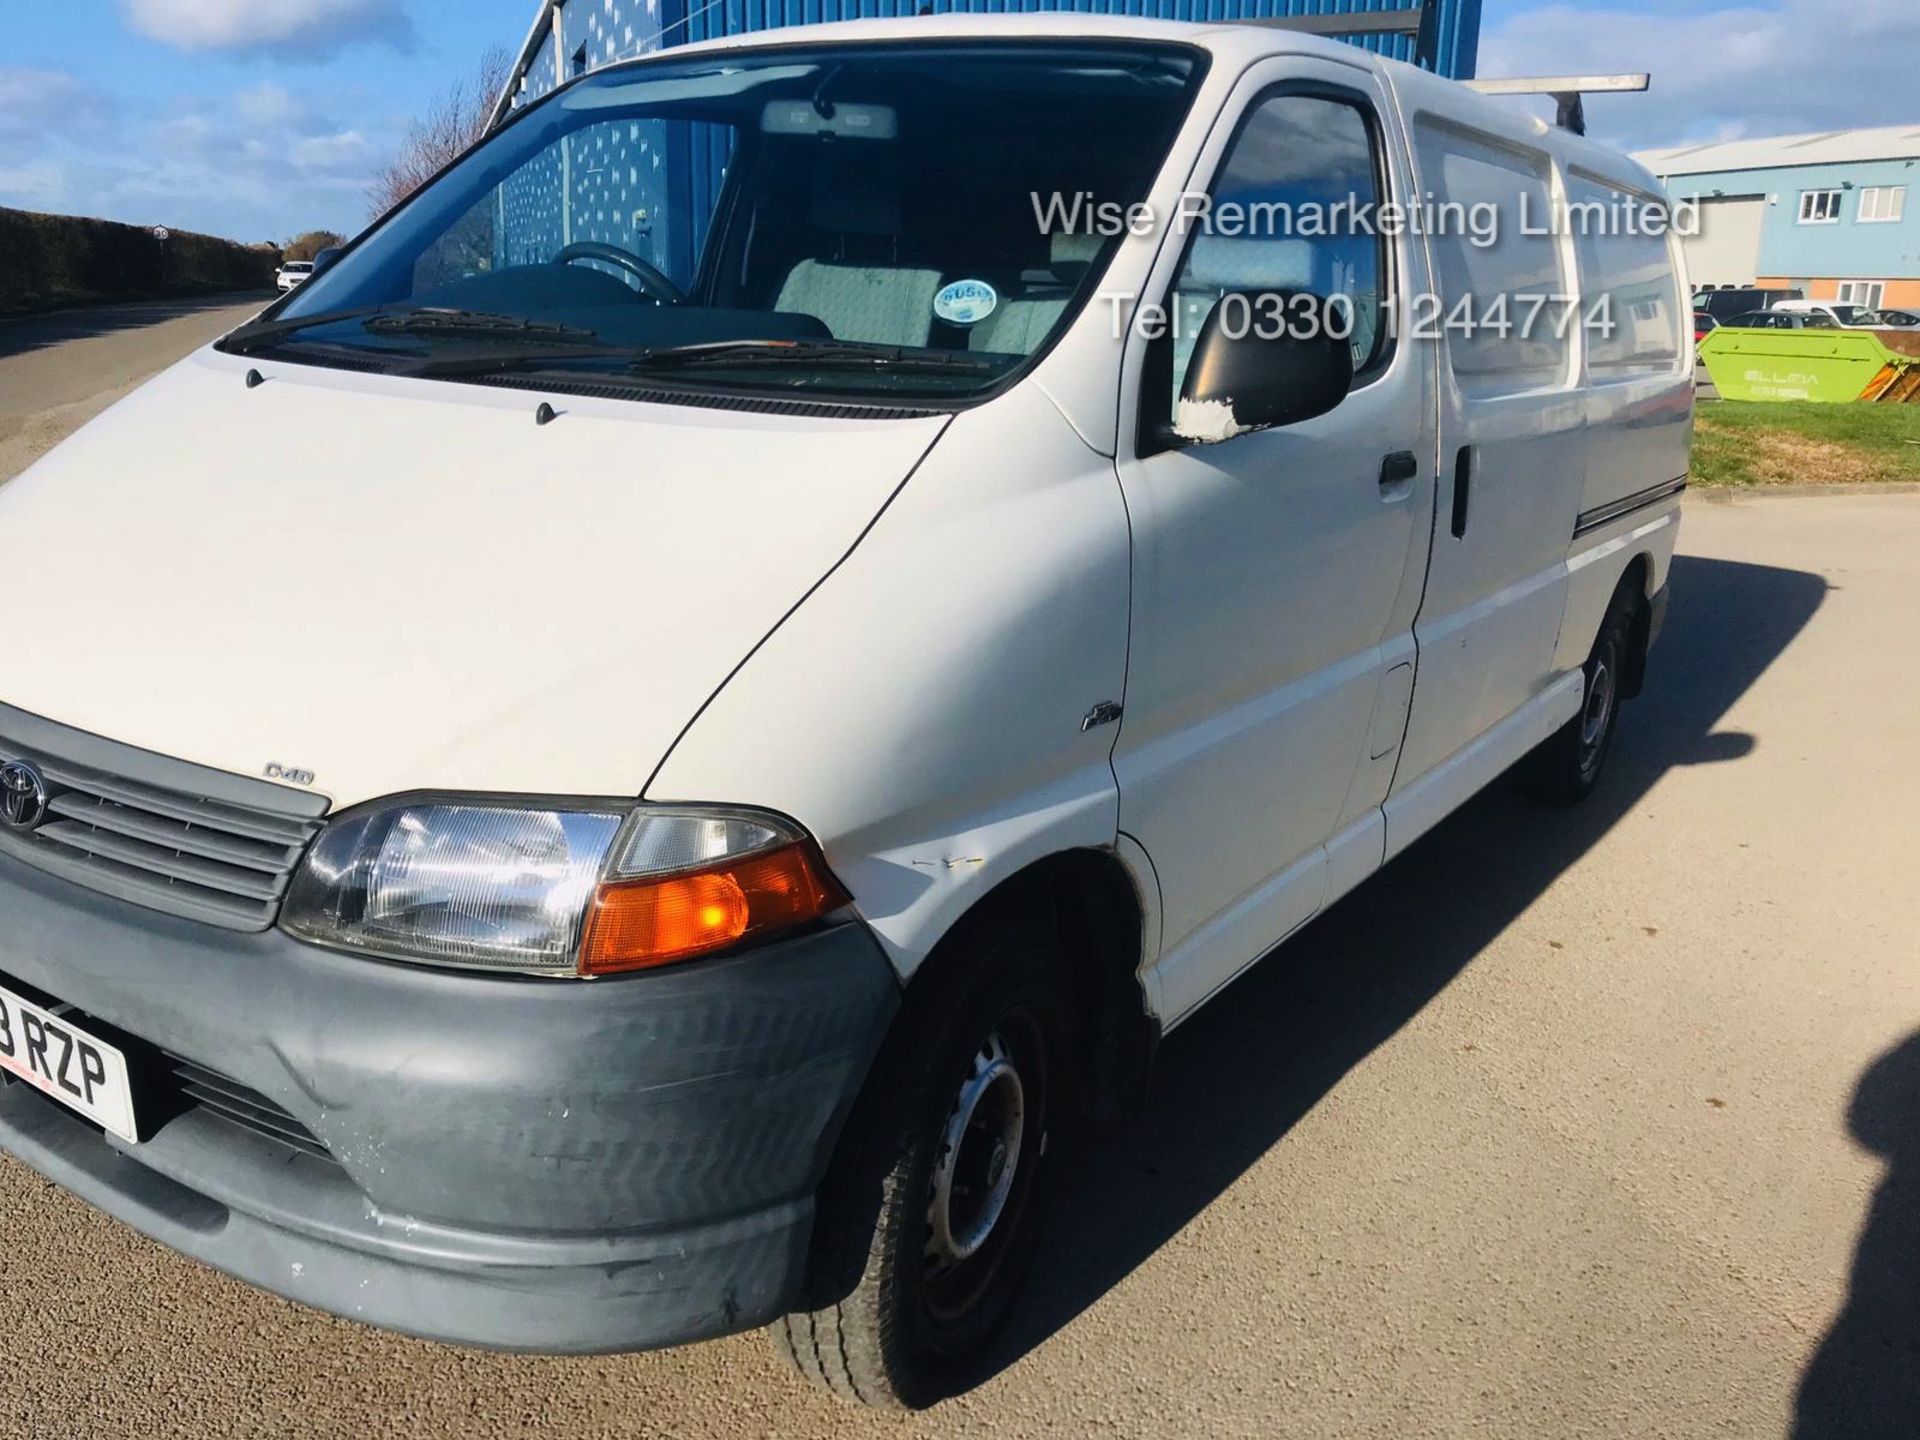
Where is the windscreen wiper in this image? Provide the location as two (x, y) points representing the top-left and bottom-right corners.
(403, 337), (1000, 382)
(361, 308), (600, 342)
(220, 303), (395, 356)
(221, 306), (599, 357)
(621, 338), (998, 374)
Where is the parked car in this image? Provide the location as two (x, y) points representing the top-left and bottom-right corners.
(1693, 286), (1802, 322)
(274, 259), (315, 292)
(0, 16), (1686, 1408)
(1849, 308), (1920, 329)
(1694, 312), (1720, 344)
(1771, 299), (1882, 328)
(1722, 309), (1839, 329)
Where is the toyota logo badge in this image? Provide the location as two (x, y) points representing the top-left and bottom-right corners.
(0, 761), (49, 831)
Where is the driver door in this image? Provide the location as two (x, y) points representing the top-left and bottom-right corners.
(1111, 58), (1437, 1023)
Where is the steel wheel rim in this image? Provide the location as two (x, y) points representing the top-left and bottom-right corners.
(1580, 653), (1617, 760)
(921, 1009), (1048, 1329)
(927, 1033), (1025, 1269)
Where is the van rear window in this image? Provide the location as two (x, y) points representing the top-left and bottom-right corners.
(1413, 119), (1568, 395)
(1569, 175), (1683, 376)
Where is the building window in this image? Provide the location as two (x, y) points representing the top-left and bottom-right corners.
(1837, 280), (1887, 309)
(1858, 186), (1907, 224)
(1798, 190), (1843, 224)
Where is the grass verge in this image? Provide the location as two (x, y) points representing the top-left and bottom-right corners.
(1693, 401), (1920, 487)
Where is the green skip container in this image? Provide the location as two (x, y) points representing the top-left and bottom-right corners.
(1699, 327), (1920, 403)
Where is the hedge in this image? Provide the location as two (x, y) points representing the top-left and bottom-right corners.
(0, 206), (280, 314)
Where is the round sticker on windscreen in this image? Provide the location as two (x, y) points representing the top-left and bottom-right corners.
(934, 279), (998, 326)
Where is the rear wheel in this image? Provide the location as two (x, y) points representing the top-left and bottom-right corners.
(771, 907), (1069, 1408)
(1520, 586), (1637, 805)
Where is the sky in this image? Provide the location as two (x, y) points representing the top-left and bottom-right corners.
(1, 0), (1917, 243)
(0, 0), (534, 243)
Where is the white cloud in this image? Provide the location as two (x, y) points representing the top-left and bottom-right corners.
(0, 67), (116, 148)
(235, 82), (299, 126)
(1478, 0), (1920, 152)
(0, 67), (79, 116)
(291, 130), (376, 174)
(120, 0), (413, 58)
(0, 160), (68, 209)
(155, 112), (218, 153)
(9, 75), (393, 242)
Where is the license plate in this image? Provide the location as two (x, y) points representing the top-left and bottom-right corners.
(0, 982), (139, 1142)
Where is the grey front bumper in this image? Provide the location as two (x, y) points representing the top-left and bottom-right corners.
(0, 852), (898, 1352)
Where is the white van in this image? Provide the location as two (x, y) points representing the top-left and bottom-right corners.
(0, 16), (1687, 1408)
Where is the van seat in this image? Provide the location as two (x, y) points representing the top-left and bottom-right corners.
(968, 233), (1103, 355)
(773, 167), (940, 346)
(776, 261), (942, 347)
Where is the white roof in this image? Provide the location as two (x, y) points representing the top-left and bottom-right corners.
(1635, 124), (1920, 177)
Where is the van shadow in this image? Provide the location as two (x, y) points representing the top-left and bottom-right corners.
(0, 293), (272, 361)
(1794, 1032), (1920, 1438)
(987, 550), (1829, 1385)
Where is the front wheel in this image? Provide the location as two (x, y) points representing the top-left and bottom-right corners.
(771, 909), (1069, 1408)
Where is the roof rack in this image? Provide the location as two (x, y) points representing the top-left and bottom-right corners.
(1464, 74), (1650, 137)
(1244, 1), (1443, 73)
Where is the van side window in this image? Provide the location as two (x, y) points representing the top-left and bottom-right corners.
(1569, 175), (1683, 376)
(1158, 91), (1389, 420)
(1413, 120), (1567, 395)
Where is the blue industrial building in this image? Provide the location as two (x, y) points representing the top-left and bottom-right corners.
(488, 1), (1483, 287)
(500, 0), (1484, 109)
(1638, 126), (1920, 309)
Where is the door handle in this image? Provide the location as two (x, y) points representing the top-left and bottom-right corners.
(1379, 451), (1418, 492)
(1451, 446), (1474, 538)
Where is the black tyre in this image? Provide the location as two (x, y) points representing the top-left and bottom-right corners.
(771, 904), (1070, 1408)
(1519, 585), (1637, 805)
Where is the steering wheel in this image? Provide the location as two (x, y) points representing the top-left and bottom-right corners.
(553, 240), (685, 304)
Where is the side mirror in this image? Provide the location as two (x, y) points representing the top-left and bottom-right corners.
(312, 246), (345, 275)
(1173, 290), (1355, 445)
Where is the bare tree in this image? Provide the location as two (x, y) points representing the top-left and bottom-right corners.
(367, 45), (513, 219)
(284, 229), (347, 262)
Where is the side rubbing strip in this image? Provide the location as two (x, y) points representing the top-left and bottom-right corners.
(1573, 477), (1687, 539)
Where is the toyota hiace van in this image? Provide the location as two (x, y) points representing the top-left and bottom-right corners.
(0, 15), (1687, 1408)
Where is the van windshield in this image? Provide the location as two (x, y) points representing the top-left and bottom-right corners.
(233, 41), (1205, 403)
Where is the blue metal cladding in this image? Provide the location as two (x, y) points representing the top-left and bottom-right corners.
(516, 0), (1484, 91)
(658, 0), (1481, 78)
(500, 0), (1481, 283)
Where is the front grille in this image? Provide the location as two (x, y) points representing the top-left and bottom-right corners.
(0, 704), (328, 932)
(167, 1054), (333, 1162)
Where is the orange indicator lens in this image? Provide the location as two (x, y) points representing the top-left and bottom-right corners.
(578, 842), (848, 974)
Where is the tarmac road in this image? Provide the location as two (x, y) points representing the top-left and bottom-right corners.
(2, 304), (1917, 1439)
(0, 293), (269, 484)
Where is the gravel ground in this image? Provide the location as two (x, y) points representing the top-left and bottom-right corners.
(2, 310), (1916, 1438)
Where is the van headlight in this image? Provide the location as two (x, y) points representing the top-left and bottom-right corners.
(280, 798), (849, 976)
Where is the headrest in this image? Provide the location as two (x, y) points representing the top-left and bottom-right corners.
(1050, 232), (1103, 266)
(1023, 231), (1105, 288)
(811, 168), (902, 237)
